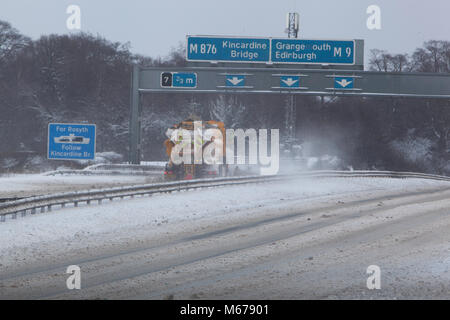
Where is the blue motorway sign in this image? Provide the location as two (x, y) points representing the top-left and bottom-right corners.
(186, 36), (356, 65)
(48, 123), (96, 160)
(187, 36), (270, 63)
(280, 76), (300, 88)
(173, 72), (197, 88)
(334, 77), (354, 89)
(187, 36), (356, 65)
(271, 39), (355, 65)
(226, 75), (245, 87)
(161, 72), (197, 88)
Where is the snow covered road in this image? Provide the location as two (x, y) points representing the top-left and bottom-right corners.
(0, 177), (449, 299)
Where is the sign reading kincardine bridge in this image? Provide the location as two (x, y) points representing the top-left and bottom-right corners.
(187, 35), (357, 65)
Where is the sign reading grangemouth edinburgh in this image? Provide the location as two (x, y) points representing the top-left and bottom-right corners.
(48, 123), (96, 160)
(271, 39), (355, 65)
(187, 36), (356, 65)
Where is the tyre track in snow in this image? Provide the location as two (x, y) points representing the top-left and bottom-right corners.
(1, 184), (449, 299)
(1, 185), (448, 281)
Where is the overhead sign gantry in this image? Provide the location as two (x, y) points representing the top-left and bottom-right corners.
(128, 34), (450, 164)
(137, 66), (450, 98)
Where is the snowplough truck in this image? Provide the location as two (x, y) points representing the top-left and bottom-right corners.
(163, 119), (228, 180)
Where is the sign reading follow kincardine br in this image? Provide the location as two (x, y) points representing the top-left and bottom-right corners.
(48, 123), (96, 160)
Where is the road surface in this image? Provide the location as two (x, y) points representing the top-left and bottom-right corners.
(0, 177), (449, 299)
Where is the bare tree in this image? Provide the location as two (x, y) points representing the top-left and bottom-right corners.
(411, 40), (450, 73)
(369, 49), (391, 71)
(369, 49), (410, 72)
(0, 20), (30, 61)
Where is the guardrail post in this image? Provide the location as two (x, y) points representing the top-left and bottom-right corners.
(1, 172), (447, 225)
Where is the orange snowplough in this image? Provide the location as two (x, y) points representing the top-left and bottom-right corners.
(163, 119), (227, 180)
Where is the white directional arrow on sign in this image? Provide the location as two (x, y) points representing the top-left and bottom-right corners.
(336, 79), (353, 88)
(281, 78), (299, 87)
(227, 76), (244, 86)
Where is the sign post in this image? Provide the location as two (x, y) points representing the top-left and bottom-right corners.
(284, 12), (300, 158)
(128, 27), (450, 164)
(129, 65), (141, 165)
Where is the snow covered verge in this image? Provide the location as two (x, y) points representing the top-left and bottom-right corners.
(0, 152), (126, 175)
(0, 177), (449, 273)
(0, 173), (159, 198)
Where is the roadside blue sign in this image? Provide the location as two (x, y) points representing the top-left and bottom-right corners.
(226, 75), (245, 87)
(271, 39), (355, 65)
(48, 123), (96, 160)
(280, 75), (300, 88)
(334, 77), (354, 89)
(187, 36), (270, 63)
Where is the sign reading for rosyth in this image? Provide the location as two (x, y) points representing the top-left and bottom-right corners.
(187, 36), (355, 65)
(48, 123), (96, 160)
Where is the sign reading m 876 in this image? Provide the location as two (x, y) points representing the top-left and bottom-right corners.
(187, 36), (270, 63)
(48, 123), (96, 160)
(271, 39), (355, 65)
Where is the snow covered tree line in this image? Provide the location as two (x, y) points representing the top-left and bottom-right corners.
(0, 20), (448, 175)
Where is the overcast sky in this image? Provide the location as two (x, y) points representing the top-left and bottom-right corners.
(1, 0), (449, 66)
